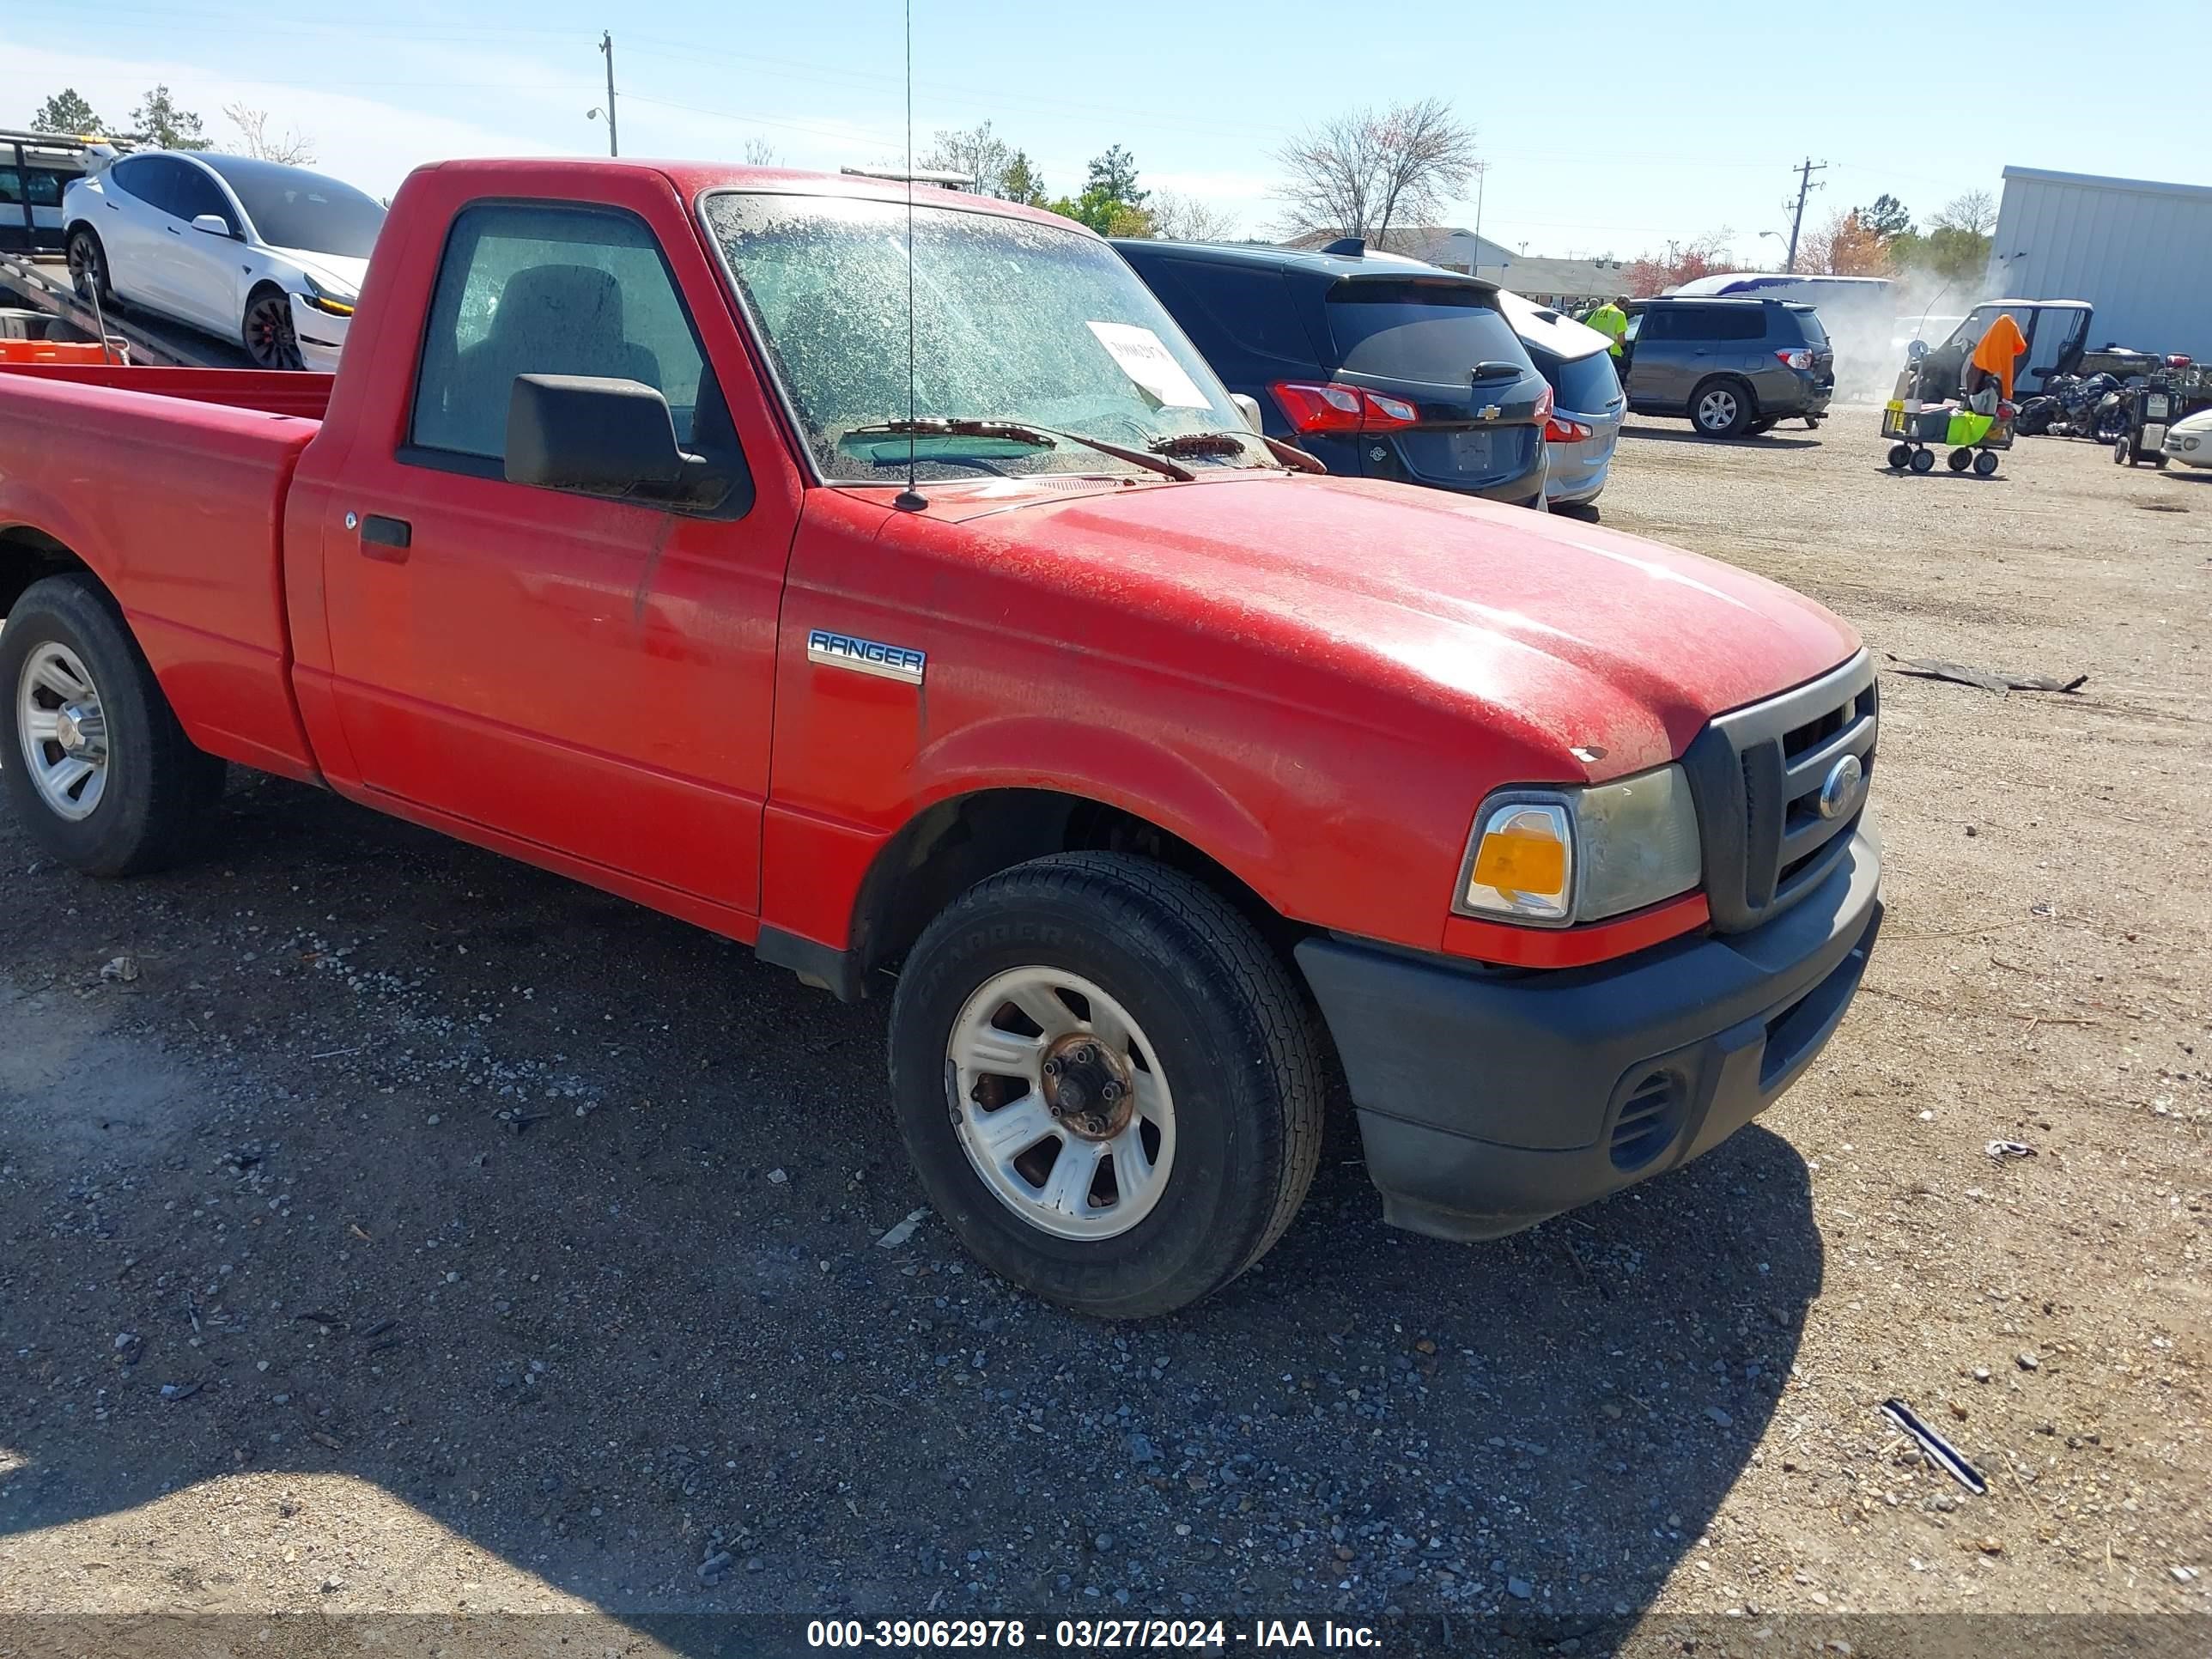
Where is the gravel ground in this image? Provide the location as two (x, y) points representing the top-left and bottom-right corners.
(2, 414), (2207, 1654)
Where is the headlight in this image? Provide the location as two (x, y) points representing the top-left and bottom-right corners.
(298, 275), (356, 317)
(1456, 764), (1702, 927)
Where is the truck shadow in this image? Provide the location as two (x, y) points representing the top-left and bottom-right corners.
(0, 776), (1822, 1649)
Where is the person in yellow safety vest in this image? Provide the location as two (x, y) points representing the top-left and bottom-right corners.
(1585, 296), (1630, 357)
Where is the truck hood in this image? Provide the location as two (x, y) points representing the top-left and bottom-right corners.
(928, 472), (1858, 777)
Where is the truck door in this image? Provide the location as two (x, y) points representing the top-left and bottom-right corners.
(319, 198), (788, 915)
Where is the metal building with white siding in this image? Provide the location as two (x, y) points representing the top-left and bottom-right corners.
(1987, 167), (2212, 361)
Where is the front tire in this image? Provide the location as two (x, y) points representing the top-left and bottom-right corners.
(1690, 378), (1752, 437)
(890, 853), (1323, 1318)
(2, 574), (222, 877)
(243, 286), (305, 371)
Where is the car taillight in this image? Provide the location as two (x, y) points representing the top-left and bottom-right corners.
(1533, 384), (1553, 430)
(1544, 415), (1593, 443)
(1270, 380), (1419, 434)
(1776, 349), (1813, 371)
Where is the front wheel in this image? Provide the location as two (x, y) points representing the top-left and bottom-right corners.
(1, 574), (223, 877)
(1690, 379), (1752, 437)
(243, 288), (305, 371)
(890, 853), (1324, 1318)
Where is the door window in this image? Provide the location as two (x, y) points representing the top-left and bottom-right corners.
(132, 157), (199, 220)
(167, 163), (235, 232)
(1701, 306), (1766, 342)
(105, 155), (159, 208)
(409, 201), (713, 465)
(1146, 258), (1316, 370)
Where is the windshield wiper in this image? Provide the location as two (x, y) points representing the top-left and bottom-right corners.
(1148, 431), (1256, 460)
(841, 418), (1194, 482)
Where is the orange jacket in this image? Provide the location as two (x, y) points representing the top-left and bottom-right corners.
(1969, 313), (2028, 399)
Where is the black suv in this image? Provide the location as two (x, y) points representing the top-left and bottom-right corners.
(1116, 239), (1552, 507)
(1620, 297), (1833, 436)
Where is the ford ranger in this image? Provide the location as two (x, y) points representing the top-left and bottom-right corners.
(0, 160), (1881, 1317)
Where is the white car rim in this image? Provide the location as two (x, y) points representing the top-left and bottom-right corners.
(16, 642), (110, 822)
(1698, 390), (1737, 429)
(946, 966), (1176, 1241)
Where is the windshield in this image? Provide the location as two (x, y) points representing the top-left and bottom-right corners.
(700, 191), (1263, 483)
(202, 156), (384, 258)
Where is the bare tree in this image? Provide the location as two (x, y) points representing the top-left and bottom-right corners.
(1273, 98), (1478, 246)
(1146, 191), (1239, 244)
(919, 119), (1013, 197)
(1932, 188), (1996, 236)
(223, 103), (315, 166)
(742, 137), (781, 167)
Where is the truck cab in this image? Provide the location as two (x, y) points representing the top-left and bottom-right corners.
(0, 159), (1883, 1317)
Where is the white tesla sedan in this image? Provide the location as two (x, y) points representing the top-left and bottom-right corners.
(64, 151), (384, 370)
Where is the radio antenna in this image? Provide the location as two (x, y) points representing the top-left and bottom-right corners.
(892, 0), (926, 512)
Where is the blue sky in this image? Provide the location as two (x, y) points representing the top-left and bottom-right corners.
(10, 2), (2204, 262)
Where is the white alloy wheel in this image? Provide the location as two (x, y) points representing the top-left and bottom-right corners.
(946, 966), (1176, 1240)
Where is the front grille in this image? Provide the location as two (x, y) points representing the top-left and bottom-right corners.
(1681, 652), (1876, 933)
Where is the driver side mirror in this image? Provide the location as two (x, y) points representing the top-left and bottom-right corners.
(507, 374), (692, 497)
(190, 213), (239, 239)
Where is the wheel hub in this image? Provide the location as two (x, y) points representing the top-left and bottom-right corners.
(1040, 1034), (1133, 1140)
(55, 702), (105, 759)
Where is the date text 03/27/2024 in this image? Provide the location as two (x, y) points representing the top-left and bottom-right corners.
(805, 1618), (1383, 1650)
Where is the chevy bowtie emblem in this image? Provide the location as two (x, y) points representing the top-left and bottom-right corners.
(1477, 404), (1502, 421)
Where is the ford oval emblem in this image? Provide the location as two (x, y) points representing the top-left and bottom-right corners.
(1817, 754), (1863, 820)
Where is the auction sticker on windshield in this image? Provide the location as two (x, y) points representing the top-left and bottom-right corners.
(1085, 321), (1211, 409)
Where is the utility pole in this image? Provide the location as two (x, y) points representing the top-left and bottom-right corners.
(1468, 161), (1491, 278)
(1783, 156), (1826, 273)
(599, 32), (618, 156)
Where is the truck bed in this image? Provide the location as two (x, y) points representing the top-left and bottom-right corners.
(0, 362), (334, 422)
(0, 365), (327, 779)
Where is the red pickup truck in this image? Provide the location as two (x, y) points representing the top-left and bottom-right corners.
(0, 159), (1881, 1316)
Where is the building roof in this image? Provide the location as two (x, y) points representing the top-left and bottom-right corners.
(2000, 165), (2212, 204)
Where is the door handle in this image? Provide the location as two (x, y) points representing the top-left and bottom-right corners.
(165, 226), (180, 235)
(354, 512), (412, 562)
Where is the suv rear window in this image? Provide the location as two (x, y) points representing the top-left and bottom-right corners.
(1529, 345), (1620, 414)
(1784, 305), (1827, 347)
(1325, 281), (1529, 389)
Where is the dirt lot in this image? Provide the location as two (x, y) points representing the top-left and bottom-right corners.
(2, 416), (2207, 1655)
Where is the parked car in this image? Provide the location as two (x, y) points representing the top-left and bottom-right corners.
(0, 158), (1881, 1318)
(1620, 296), (1834, 437)
(1115, 237), (1553, 508)
(64, 151), (385, 369)
(1499, 289), (1622, 513)
(2164, 405), (2212, 467)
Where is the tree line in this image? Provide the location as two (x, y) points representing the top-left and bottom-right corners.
(27, 86), (317, 165)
